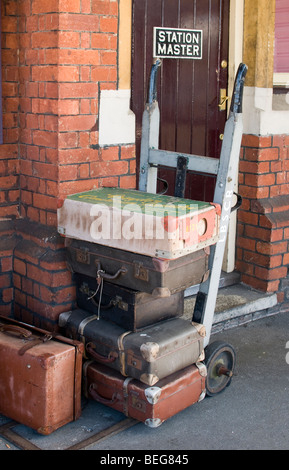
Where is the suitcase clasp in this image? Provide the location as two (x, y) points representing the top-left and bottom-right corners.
(134, 262), (149, 282)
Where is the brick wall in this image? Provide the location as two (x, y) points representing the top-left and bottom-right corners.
(0, 0), (20, 220)
(237, 134), (289, 300)
(0, 0), (136, 328)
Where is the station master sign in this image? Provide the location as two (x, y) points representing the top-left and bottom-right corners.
(153, 27), (203, 60)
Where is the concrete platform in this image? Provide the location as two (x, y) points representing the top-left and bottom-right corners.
(183, 282), (278, 333)
(0, 281), (286, 452)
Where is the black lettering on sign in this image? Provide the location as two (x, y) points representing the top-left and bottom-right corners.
(153, 27), (203, 60)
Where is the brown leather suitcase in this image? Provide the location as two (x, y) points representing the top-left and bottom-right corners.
(59, 308), (205, 386)
(0, 316), (84, 435)
(65, 237), (209, 296)
(75, 273), (184, 331)
(83, 360), (207, 427)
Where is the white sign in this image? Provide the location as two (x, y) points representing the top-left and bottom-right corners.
(153, 27), (203, 60)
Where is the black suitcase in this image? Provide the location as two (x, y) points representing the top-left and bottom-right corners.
(75, 273), (184, 331)
(65, 238), (209, 296)
(59, 309), (205, 386)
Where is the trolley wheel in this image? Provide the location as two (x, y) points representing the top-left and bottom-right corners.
(204, 341), (236, 397)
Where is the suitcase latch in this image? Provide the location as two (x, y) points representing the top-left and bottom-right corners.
(75, 248), (90, 265)
(131, 395), (147, 412)
(127, 353), (142, 370)
(115, 296), (128, 311)
(134, 262), (149, 282)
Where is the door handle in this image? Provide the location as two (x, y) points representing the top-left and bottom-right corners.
(218, 88), (229, 111)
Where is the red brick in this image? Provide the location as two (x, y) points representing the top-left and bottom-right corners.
(58, 31), (80, 48)
(237, 210), (259, 226)
(33, 162), (58, 180)
(78, 164), (90, 179)
(58, 132), (79, 149)
(91, 33), (117, 50)
(51, 270), (73, 288)
(255, 266), (287, 281)
(241, 135), (272, 148)
(241, 274), (279, 293)
(99, 176), (118, 187)
(54, 285), (76, 303)
(119, 175), (136, 189)
(235, 260), (255, 275)
(32, 0), (59, 14)
(283, 253), (289, 265)
(99, 16), (118, 34)
(81, 0), (91, 13)
(244, 173), (276, 187)
(0, 274), (12, 289)
(59, 115), (96, 132)
(59, 82), (99, 99)
(27, 264), (51, 284)
(239, 184), (269, 199)
(32, 65), (58, 82)
(236, 236), (256, 251)
(100, 51), (117, 66)
(59, 178), (99, 197)
(58, 99), (80, 116)
(31, 32), (58, 49)
(58, 49), (100, 66)
(1, 257), (13, 272)
(90, 160), (128, 178)
(129, 159), (136, 174)
(14, 289), (27, 307)
(100, 146), (119, 161)
(245, 225), (271, 241)
(59, 164), (78, 181)
(270, 228), (284, 242)
(91, 1), (114, 15)
(3, 287), (13, 303)
(14, 258), (27, 276)
(58, 66), (80, 82)
(59, 13), (100, 32)
(91, 65), (117, 82)
(33, 193), (57, 211)
(256, 240), (288, 255)
(32, 98), (58, 115)
(59, 0), (81, 13)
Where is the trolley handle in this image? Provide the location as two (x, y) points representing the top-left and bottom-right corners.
(230, 63), (248, 115)
(148, 59), (162, 105)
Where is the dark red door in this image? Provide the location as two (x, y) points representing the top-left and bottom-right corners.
(131, 0), (230, 202)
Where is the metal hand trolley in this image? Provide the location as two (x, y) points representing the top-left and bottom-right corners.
(139, 60), (248, 396)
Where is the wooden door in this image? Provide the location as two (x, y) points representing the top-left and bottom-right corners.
(131, 0), (230, 202)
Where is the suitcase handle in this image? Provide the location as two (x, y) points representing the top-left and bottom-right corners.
(0, 324), (33, 339)
(97, 265), (127, 281)
(86, 342), (118, 363)
(89, 383), (119, 405)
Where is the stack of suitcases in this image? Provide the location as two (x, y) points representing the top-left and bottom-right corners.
(58, 188), (221, 427)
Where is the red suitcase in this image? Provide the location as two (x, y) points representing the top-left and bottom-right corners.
(0, 316), (84, 435)
(83, 360), (207, 428)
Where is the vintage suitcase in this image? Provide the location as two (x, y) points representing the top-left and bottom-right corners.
(75, 272), (184, 331)
(59, 308), (205, 386)
(83, 360), (207, 427)
(57, 188), (220, 259)
(65, 237), (209, 296)
(0, 316), (84, 435)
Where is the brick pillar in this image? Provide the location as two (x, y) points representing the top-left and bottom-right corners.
(0, 0), (136, 329)
(0, 0), (20, 220)
(237, 134), (289, 296)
